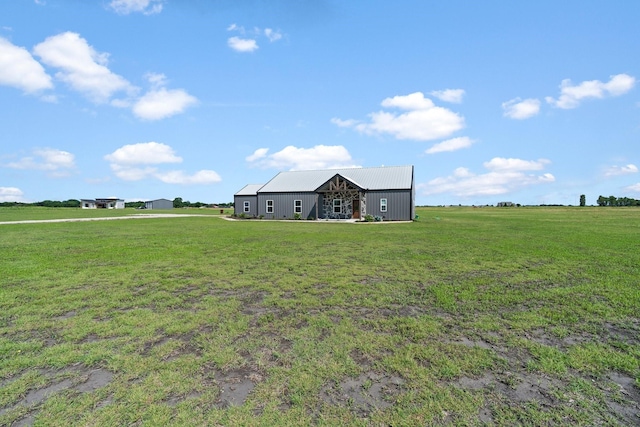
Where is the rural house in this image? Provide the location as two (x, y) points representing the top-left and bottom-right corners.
(81, 198), (125, 209)
(234, 165), (415, 221)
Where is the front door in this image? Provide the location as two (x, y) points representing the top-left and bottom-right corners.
(352, 199), (360, 219)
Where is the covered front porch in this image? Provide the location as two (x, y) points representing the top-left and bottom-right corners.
(314, 174), (366, 220)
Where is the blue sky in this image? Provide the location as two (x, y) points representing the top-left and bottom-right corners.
(1, 0), (638, 206)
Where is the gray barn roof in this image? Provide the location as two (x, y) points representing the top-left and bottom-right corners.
(235, 184), (265, 196)
(256, 165), (413, 193)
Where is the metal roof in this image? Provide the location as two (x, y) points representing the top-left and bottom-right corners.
(255, 165), (413, 193)
(235, 184), (264, 196)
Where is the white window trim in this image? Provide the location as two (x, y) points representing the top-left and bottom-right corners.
(333, 199), (342, 213)
(266, 200), (274, 213)
(294, 200), (302, 214)
(380, 198), (387, 212)
(243, 201), (250, 212)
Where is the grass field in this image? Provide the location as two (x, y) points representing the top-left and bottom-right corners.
(0, 206), (227, 222)
(0, 207), (638, 426)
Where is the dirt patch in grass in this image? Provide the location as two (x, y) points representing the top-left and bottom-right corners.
(165, 391), (203, 407)
(455, 370), (564, 424)
(603, 321), (640, 345)
(524, 321), (640, 350)
(320, 372), (404, 416)
(141, 336), (173, 356)
(525, 328), (592, 348)
(213, 367), (262, 408)
(76, 369), (114, 392)
(0, 366), (114, 425)
(52, 310), (77, 321)
(604, 371), (640, 425)
(79, 333), (102, 344)
(139, 330), (205, 360)
(449, 336), (494, 350)
(349, 349), (374, 370)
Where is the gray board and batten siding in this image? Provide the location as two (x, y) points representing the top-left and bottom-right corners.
(258, 192), (318, 220)
(234, 184), (262, 217)
(233, 165), (415, 221)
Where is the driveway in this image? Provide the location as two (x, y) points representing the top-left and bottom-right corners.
(0, 213), (213, 225)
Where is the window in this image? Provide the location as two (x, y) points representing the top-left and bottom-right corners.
(380, 198), (387, 212)
(243, 201), (250, 212)
(294, 200), (302, 214)
(266, 200), (274, 213)
(333, 199), (342, 213)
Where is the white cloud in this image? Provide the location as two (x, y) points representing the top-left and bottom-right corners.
(33, 32), (134, 103)
(0, 37), (53, 93)
(425, 137), (475, 154)
(381, 92), (434, 110)
(246, 148), (269, 162)
(227, 37), (259, 53)
(483, 157), (550, 172)
(603, 164), (638, 177)
(333, 92), (464, 141)
(108, 0), (163, 15)
(429, 89), (465, 104)
(105, 142), (182, 165)
(604, 74), (636, 95)
(545, 73), (636, 109)
(156, 170), (222, 185)
(0, 187), (27, 202)
(624, 183), (640, 193)
(105, 142), (220, 184)
(502, 98), (541, 119)
(5, 33), (191, 120)
(133, 87), (197, 120)
(4, 148), (75, 177)
(247, 145), (358, 170)
(419, 157), (554, 197)
(144, 72), (167, 89)
(226, 24), (283, 51)
(330, 118), (359, 128)
(109, 164), (158, 181)
(264, 28), (283, 42)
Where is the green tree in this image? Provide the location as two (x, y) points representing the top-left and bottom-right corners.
(125, 201), (145, 209)
(579, 194), (586, 207)
(173, 197), (184, 208)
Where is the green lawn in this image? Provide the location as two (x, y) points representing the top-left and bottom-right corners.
(0, 206), (227, 222)
(0, 207), (638, 426)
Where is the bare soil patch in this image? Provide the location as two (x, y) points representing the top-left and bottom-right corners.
(605, 371), (640, 425)
(0, 366), (114, 425)
(214, 367), (262, 408)
(320, 372), (404, 416)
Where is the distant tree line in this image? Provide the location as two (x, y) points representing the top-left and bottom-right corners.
(125, 201), (144, 208)
(0, 199), (82, 208)
(596, 195), (640, 206)
(0, 198), (233, 208)
(171, 198), (233, 208)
